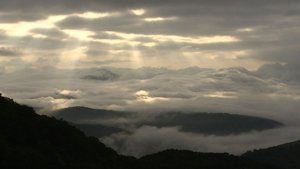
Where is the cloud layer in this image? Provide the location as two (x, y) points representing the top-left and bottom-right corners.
(1, 66), (299, 124)
(101, 125), (300, 157)
(0, 0), (299, 70)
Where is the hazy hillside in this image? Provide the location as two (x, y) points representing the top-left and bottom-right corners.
(243, 140), (300, 169)
(52, 106), (131, 122)
(53, 107), (283, 137)
(146, 112), (283, 135)
(0, 94), (285, 169)
(52, 107), (130, 137)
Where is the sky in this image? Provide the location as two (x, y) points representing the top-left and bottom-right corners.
(1, 0), (300, 156)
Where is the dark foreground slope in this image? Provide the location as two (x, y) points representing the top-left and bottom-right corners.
(0, 95), (135, 169)
(139, 150), (278, 169)
(243, 140), (300, 169)
(0, 94), (284, 169)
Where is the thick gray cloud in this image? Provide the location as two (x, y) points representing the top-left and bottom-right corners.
(51, 1), (300, 67)
(0, 66), (4, 74)
(0, 47), (21, 57)
(81, 69), (119, 81)
(50, 1), (298, 36)
(0, 0), (299, 68)
(91, 32), (124, 40)
(1, 0), (299, 19)
(0, 12), (45, 23)
(30, 28), (69, 39)
(1, 66), (299, 123)
(256, 63), (300, 83)
(0, 34), (77, 50)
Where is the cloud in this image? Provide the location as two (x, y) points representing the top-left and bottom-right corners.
(0, 34), (76, 50)
(54, 89), (83, 99)
(0, 47), (21, 57)
(90, 32), (124, 40)
(101, 125), (300, 157)
(0, 1), (299, 69)
(81, 69), (119, 81)
(1, 66), (299, 123)
(256, 63), (300, 83)
(0, 66), (4, 74)
(30, 28), (69, 39)
(0, 12), (45, 23)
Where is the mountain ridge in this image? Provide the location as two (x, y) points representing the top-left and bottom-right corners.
(0, 94), (297, 169)
(53, 106), (283, 137)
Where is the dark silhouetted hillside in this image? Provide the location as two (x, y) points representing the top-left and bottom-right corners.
(0, 94), (135, 169)
(243, 140), (300, 169)
(71, 123), (124, 138)
(139, 149), (279, 169)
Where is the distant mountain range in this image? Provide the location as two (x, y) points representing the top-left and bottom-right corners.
(1, 94), (298, 169)
(52, 106), (131, 122)
(143, 112), (283, 135)
(52, 106), (283, 137)
(52, 106), (131, 137)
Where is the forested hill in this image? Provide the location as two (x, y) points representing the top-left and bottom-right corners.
(243, 140), (300, 169)
(0, 94), (290, 169)
(0, 94), (134, 169)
